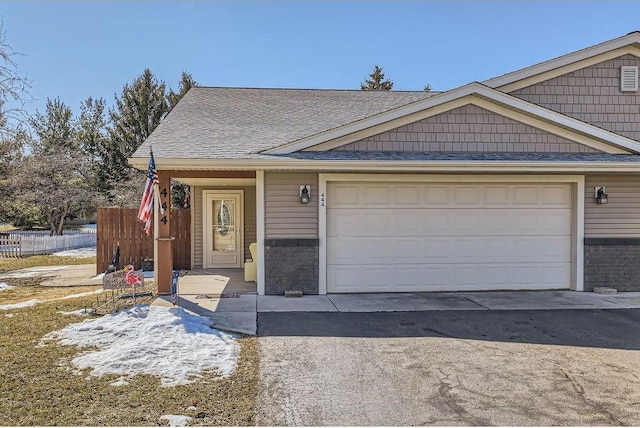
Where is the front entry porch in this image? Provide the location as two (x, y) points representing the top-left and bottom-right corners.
(178, 268), (257, 295)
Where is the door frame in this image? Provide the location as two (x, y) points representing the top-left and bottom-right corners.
(318, 174), (585, 295)
(202, 189), (244, 268)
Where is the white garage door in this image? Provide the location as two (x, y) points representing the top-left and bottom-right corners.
(327, 182), (573, 293)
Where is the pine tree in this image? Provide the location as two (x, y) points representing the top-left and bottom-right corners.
(167, 71), (197, 111)
(361, 65), (393, 91)
(107, 69), (168, 180)
(29, 97), (75, 153)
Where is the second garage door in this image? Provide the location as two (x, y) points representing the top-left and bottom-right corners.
(326, 181), (573, 293)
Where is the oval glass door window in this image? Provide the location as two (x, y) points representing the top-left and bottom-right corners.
(217, 201), (231, 236)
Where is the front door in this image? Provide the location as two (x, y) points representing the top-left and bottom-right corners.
(204, 190), (244, 268)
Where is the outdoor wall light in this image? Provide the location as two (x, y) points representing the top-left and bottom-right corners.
(595, 186), (608, 204)
(300, 185), (310, 204)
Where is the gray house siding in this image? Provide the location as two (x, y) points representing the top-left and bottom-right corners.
(510, 54), (640, 142)
(584, 174), (640, 291)
(192, 185), (256, 269)
(333, 104), (601, 153)
(264, 172), (319, 294)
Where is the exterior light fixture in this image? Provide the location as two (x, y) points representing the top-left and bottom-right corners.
(300, 185), (310, 204)
(595, 186), (608, 205)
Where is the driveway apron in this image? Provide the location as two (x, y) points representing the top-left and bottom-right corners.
(257, 309), (640, 426)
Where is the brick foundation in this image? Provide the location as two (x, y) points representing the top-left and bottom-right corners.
(264, 238), (319, 295)
(584, 238), (640, 291)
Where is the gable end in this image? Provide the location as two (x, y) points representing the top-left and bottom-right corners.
(332, 105), (602, 154)
(510, 54), (640, 142)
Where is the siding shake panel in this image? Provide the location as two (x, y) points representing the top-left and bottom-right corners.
(334, 104), (601, 153)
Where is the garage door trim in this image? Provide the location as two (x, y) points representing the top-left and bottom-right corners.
(318, 174), (585, 294)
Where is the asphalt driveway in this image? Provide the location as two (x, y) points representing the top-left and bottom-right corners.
(257, 309), (640, 426)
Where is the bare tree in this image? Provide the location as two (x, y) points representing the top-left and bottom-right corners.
(0, 20), (31, 141)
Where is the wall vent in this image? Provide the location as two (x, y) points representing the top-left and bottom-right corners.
(620, 66), (639, 91)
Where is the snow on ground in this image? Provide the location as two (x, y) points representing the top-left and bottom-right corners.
(0, 283), (14, 291)
(57, 309), (92, 316)
(62, 289), (104, 299)
(91, 273), (105, 280)
(159, 415), (193, 427)
(0, 299), (39, 310)
(42, 304), (239, 386)
(52, 247), (96, 258)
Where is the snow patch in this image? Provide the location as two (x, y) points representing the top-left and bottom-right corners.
(0, 283), (14, 291)
(109, 376), (130, 387)
(53, 247), (96, 258)
(57, 309), (91, 316)
(42, 304), (239, 386)
(159, 415), (193, 427)
(91, 273), (105, 280)
(62, 289), (104, 299)
(0, 299), (39, 310)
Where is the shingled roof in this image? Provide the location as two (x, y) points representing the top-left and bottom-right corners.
(132, 87), (434, 159)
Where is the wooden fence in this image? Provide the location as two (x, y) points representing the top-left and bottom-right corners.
(0, 230), (96, 258)
(96, 208), (191, 275)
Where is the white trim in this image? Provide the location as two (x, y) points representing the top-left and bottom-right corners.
(202, 190), (244, 268)
(256, 171), (266, 295)
(318, 174), (585, 295)
(130, 158), (640, 173)
(259, 83), (640, 155)
(483, 34), (640, 89)
(318, 175), (328, 295)
(575, 178), (585, 292)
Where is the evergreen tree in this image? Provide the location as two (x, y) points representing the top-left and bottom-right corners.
(78, 96), (108, 161)
(107, 68), (168, 184)
(361, 65), (393, 91)
(167, 71), (197, 111)
(29, 97), (75, 153)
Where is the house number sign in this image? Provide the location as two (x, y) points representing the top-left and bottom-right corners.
(159, 186), (169, 224)
(320, 192), (326, 207)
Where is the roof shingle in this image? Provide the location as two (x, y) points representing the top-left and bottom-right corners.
(132, 87), (433, 159)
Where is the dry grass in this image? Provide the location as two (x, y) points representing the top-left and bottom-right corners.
(0, 285), (258, 426)
(0, 224), (17, 232)
(0, 255), (96, 274)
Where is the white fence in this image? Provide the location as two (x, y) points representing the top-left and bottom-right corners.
(0, 230), (96, 258)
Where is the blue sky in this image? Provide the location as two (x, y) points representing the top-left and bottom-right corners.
(3, 1), (640, 116)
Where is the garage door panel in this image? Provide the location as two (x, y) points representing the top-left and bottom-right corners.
(329, 183), (572, 209)
(329, 208), (571, 237)
(327, 181), (573, 292)
(329, 263), (572, 292)
(328, 236), (570, 265)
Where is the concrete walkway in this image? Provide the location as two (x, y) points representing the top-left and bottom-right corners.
(153, 290), (640, 336)
(0, 264), (103, 287)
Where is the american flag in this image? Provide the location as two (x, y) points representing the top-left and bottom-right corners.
(137, 149), (159, 235)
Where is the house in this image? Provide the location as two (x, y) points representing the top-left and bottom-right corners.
(130, 32), (640, 296)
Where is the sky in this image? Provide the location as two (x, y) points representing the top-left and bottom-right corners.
(2, 1), (640, 117)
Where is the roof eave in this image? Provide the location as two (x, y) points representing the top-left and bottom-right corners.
(128, 156), (640, 173)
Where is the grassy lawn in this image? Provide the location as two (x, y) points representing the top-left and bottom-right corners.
(0, 255), (96, 274)
(0, 268), (258, 426)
